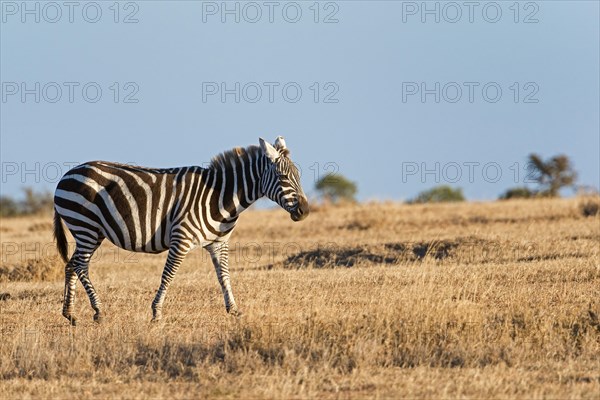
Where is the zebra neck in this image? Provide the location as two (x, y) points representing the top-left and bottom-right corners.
(203, 151), (268, 220)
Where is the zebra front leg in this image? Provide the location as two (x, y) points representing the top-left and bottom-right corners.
(151, 242), (190, 321)
(71, 249), (103, 323)
(206, 241), (241, 316)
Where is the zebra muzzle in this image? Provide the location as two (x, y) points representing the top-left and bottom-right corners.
(290, 197), (309, 221)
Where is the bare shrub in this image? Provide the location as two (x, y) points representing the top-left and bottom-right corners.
(579, 196), (599, 217)
(0, 256), (64, 282)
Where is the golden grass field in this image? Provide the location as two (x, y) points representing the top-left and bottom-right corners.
(0, 197), (599, 399)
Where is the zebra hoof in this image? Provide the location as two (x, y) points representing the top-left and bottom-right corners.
(64, 314), (77, 326)
(228, 308), (243, 317)
(151, 310), (162, 322)
(93, 312), (103, 323)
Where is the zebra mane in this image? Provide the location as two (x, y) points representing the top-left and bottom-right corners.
(279, 148), (290, 157)
(209, 145), (262, 169)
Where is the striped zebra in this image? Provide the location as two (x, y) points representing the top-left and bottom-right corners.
(53, 136), (309, 325)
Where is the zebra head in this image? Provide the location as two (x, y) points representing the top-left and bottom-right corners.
(259, 136), (309, 222)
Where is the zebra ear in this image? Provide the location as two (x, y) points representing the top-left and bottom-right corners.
(274, 136), (287, 150)
(259, 137), (280, 162)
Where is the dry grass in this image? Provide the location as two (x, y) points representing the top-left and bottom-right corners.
(0, 198), (598, 399)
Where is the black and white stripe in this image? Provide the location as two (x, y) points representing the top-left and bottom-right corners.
(53, 136), (309, 324)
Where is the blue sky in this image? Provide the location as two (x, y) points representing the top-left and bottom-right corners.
(1, 1), (598, 202)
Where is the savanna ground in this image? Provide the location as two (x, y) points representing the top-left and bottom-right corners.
(0, 197), (599, 399)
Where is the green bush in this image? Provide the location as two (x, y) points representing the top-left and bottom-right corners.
(0, 197), (20, 217)
(499, 187), (534, 200)
(0, 188), (53, 218)
(408, 185), (465, 204)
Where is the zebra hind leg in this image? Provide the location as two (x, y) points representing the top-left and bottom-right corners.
(62, 262), (78, 325)
(68, 239), (104, 323)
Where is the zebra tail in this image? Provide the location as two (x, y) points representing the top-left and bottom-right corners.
(54, 209), (69, 263)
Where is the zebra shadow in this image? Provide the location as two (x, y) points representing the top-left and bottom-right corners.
(271, 240), (463, 269)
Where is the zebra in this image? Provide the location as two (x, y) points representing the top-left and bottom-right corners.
(53, 136), (309, 325)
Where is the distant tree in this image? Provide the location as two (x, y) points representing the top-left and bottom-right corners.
(499, 187), (534, 200)
(528, 154), (577, 197)
(315, 174), (357, 203)
(408, 185), (465, 204)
